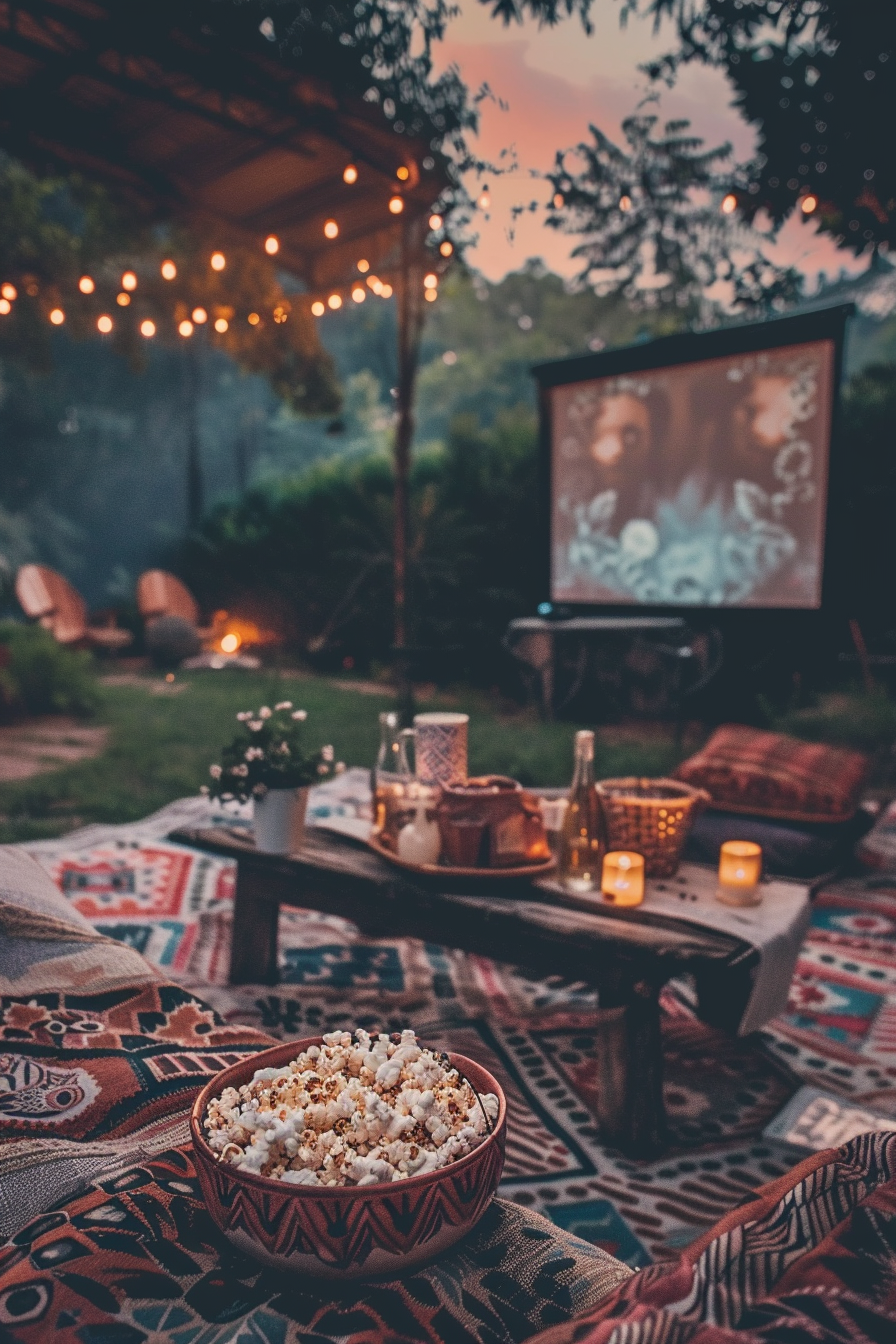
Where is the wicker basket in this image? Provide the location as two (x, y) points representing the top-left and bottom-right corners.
(596, 777), (710, 878)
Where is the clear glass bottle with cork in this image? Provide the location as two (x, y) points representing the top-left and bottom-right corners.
(372, 713), (413, 850)
(558, 729), (607, 893)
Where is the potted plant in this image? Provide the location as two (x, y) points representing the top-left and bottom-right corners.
(204, 701), (343, 853)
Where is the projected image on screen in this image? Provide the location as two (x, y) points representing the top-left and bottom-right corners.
(551, 339), (835, 608)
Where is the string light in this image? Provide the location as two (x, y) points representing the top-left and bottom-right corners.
(424, 289), (437, 302)
(619, 195), (632, 211)
(311, 300), (325, 316)
(477, 188), (490, 210)
(721, 193), (738, 214)
(388, 195), (404, 214)
(178, 319), (194, 337)
(439, 241), (453, 257)
(351, 286), (366, 303)
(140, 319), (156, 337)
(78, 275), (95, 294)
(1, 283), (16, 301)
(0, 299), (10, 315)
(367, 275), (383, 294)
(801, 194), (818, 214)
(323, 219), (339, 239)
(357, 259), (370, 273)
(97, 314), (113, 333)
(161, 260), (177, 280)
(273, 304), (289, 323)
(214, 317), (229, 333)
(264, 235), (279, 255)
(423, 273), (438, 288)
(343, 164), (358, 184)
(428, 214), (442, 230)
(380, 283), (393, 298)
(117, 293), (130, 306)
(121, 271), (137, 290)
(192, 307), (208, 324)
(247, 312), (261, 325)
(327, 294), (342, 310)
(396, 165), (410, 181)
(49, 308), (65, 324)
(210, 252), (226, 271)
(553, 193), (564, 208)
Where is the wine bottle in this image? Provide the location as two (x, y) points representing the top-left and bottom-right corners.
(558, 729), (607, 893)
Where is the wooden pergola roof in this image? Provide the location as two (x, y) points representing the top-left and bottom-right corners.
(0, 1), (449, 292)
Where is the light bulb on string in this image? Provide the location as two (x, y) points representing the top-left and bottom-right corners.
(117, 293), (130, 307)
(439, 241), (453, 257)
(311, 300), (325, 316)
(801, 194), (818, 214)
(367, 276), (382, 294)
(140, 319), (156, 337)
(428, 214), (442, 230)
(323, 219), (339, 239)
(264, 235), (279, 255)
(721, 193), (738, 214)
(351, 286), (366, 303)
(247, 312), (260, 326)
(1, 283), (17, 301)
(178, 320), (194, 337)
(0, 299), (10, 315)
(273, 304), (289, 323)
(553, 193), (564, 208)
(192, 307), (208, 324)
(121, 271), (137, 291)
(424, 289), (437, 303)
(388, 196), (404, 214)
(49, 308), (65, 325)
(396, 165), (410, 181)
(161, 260), (177, 280)
(357, 259), (370, 273)
(78, 276), (95, 294)
(343, 164), (358, 184)
(380, 283), (393, 299)
(210, 252), (226, 271)
(477, 188), (490, 210)
(97, 314), (113, 333)
(619, 195), (632, 212)
(327, 294), (342, 310)
(423, 273), (438, 288)
(214, 317), (229, 333)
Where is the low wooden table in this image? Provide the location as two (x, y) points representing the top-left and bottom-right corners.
(171, 825), (759, 1157)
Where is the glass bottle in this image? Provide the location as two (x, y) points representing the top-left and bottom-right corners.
(558, 729), (607, 893)
(372, 713), (413, 850)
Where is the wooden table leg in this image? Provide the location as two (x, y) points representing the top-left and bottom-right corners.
(593, 964), (667, 1157)
(695, 961), (755, 1035)
(229, 861), (279, 985)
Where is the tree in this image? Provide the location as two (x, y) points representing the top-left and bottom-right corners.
(545, 110), (802, 314)
(486, 0), (896, 254)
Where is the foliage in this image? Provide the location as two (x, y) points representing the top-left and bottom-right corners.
(0, 621), (99, 717)
(497, 0), (896, 254)
(207, 701), (341, 800)
(546, 111), (802, 314)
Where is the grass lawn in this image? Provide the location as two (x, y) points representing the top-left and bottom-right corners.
(0, 669), (691, 843)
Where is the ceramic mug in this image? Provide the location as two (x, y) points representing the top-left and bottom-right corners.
(411, 712), (469, 787)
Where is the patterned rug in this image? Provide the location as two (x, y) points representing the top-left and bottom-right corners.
(23, 795), (896, 1268)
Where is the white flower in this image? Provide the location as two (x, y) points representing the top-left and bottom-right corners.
(199, 785), (210, 796)
(275, 701), (293, 711)
(252, 783), (268, 798)
(291, 709), (308, 721)
(334, 761), (346, 774)
(245, 747), (264, 761)
(321, 744), (334, 762)
(233, 763), (249, 777)
(236, 712), (251, 721)
(209, 764), (222, 779)
(259, 706), (272, 719)
(248, 720), (263, 732)
(619, 518), (659, 562)
(317, 762), (329, 775)
(276, 742), (291, 755)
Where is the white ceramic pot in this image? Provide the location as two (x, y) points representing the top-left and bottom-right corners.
(253, 786), (309, 855)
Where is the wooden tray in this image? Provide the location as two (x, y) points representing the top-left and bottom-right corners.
(367, 832), (556, 881)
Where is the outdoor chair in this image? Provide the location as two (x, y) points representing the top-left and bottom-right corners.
(15, 563), (132, 651)
(136, 568), (215, 640)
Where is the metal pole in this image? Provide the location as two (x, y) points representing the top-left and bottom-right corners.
(393, 212), (425, 721)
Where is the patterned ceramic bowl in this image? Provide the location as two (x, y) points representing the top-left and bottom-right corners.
(190, 1037), (507, 1278)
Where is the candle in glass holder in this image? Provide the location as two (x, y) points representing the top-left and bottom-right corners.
(601, 851), (645, 906)
(717, 841), (763, 906)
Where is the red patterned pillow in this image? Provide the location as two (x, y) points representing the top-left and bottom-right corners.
(673, 724), (870, 824)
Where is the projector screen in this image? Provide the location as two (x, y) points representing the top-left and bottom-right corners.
(547, 335), (838, 609)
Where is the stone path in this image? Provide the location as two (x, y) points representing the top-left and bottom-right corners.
(0, 718), (109, 782)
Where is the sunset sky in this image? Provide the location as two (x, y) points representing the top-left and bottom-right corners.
(436, 2), (863, 287)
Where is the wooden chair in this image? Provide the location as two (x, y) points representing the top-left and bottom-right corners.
(136, 570), (215, 640)
(15, 564), (133, 651)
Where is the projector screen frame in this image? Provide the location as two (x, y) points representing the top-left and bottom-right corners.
(532, 304), (853, 617)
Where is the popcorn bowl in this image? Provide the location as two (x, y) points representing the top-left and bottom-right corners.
(190, 1037), (507, 1278)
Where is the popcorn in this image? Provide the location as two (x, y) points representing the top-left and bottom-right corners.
(203, 1029), (498, 1187)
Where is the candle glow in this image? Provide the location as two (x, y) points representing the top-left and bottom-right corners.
(717, 841), (763, 906)
(601, 851), (645, 906)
